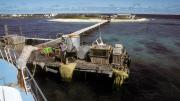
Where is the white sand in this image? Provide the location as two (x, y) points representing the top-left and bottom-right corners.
(111, 18), (150, 22)
(48, 18), (149, 23)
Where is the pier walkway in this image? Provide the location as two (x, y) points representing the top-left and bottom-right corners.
(36, 20), (109, 47)
(69, 20), (109, 35)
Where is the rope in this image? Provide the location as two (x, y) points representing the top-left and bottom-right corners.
(32, 64), (37, 77)
(13, 46), (17, 63)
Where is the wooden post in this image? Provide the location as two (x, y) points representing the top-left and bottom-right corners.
(19, 26), (23, 35)
(4, 25), (8, 36)
(85, 72), (86, 80)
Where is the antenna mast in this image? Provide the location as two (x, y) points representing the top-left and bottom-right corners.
(98, 25), (103, 45)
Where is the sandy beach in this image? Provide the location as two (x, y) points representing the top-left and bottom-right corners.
(48, 18), (150, 23)
(111, 18), (150, 22)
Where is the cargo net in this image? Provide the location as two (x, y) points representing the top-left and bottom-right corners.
(113, 68), (129, 89)
(59, 63), (77, 82)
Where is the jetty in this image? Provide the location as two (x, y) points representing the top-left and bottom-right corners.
(28, 20), (113, 77)
(37, 20), (109, 48)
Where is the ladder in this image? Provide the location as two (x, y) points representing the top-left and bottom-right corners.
(0, 46), (17, 64)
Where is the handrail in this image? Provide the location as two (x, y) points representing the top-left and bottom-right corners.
(21, 68), (29, 94)
(7, 47), (13, 64)
(4, 46), (10, 63)
(26, 67), (48, 101)
(1, 46), (16, 65)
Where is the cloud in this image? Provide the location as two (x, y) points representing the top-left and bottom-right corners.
(0, 0), (180, 14)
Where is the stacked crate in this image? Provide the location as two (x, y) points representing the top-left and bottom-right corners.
(112, 44), (124, 65)
(90, 44), (112, 65)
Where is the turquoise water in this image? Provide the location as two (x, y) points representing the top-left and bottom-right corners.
(80, 20), (180, 101)
(87, 21), (180, 67)
(1, 18), (180, 101)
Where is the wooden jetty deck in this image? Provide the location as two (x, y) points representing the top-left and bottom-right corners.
(36, 20), (109, 48)
(28, 51), (113, 77)
(28, 20), (112, 77)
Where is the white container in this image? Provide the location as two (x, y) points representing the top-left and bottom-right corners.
(70, 34), (80, 51)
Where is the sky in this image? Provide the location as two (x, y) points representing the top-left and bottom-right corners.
(0, 0), (180, 14)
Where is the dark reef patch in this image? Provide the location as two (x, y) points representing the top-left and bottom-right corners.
(167, 55), (180, 65)
(133, 47), (144, 52)
(137, 40), (147, 45)
(168, 55), (180, 61)
(126, 61), (170, 101)
(139, 40), (174, 55)
(126, 59), (180, 101)
(174, 42), (180, 48)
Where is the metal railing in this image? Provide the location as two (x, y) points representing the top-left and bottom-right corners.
(0, 46), (18, 64)
(26, 68), (47, 101)
(0, 46), (47, 101)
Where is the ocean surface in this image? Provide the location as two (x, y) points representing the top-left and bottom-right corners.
(0, 18), (95, 38)
(0, 18), (180, 101)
